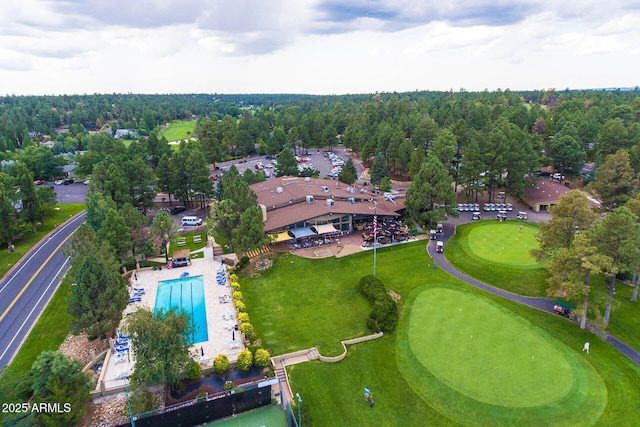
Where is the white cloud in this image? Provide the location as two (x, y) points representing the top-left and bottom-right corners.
(0, 0), (639, 95)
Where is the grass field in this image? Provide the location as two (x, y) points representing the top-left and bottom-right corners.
(242, 242), (640, 426)
(160, 119), (197, 142)
(398, 285), (606, 425)
(446, 221), (549, 296)
(467, 221), (539, 266)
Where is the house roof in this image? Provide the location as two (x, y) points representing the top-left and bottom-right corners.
(250, 176), (405, 232)
(172, 249), (191, 259)
(523, 179), (570, 205)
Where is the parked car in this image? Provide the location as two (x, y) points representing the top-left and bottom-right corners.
(171, 206), (186, 215)
(63, 179), (74, 185)
(54, 179), (65, 185)
(83, 179), (91, 185)
(534, 170), (551, 177)
(553, 173), (565, 181)
(33, 180), (45, 185)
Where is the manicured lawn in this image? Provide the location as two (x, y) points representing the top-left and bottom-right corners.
(398, 285), (606, 425)
(0, 279), (73, 401)
(445, 220), (549, 296)
(161, 119), (197, 142)
(466, 221), (539, 266)
(243, 241), (640, 426)
(241, 252), (371, 356)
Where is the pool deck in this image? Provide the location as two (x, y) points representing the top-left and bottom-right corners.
(98, 249), (245, 394)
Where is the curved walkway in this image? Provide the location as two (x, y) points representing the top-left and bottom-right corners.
(428, 223), (640, 366)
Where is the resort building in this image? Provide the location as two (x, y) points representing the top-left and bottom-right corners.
(250, 176), (406, 242)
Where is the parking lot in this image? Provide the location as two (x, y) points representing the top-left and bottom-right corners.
(214, 146), (362, 181)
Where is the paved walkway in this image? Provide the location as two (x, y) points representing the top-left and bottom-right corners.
(428, 222), (640, 366)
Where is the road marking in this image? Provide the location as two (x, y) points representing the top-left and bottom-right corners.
(0, 232), (74, 323)
(0, 214), (84, 295)
(0, 258), (69, 365)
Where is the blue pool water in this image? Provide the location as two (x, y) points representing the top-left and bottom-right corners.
(155, 275), (208, 344)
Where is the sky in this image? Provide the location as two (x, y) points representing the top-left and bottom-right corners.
(1, 0), (639, 96)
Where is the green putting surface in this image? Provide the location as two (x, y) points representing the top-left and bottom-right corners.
(205, 404), (287, 427)
(467, 221), (539, 267)
(397, 285), (607, 426)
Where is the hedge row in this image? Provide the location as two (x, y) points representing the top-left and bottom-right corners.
(358, 275), (398, 333)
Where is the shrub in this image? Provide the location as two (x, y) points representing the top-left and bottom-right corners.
(265, 367), (275, 378)
(235, 300), (246, 312)
(196, 391), (207, 399)
(232, 291), (244, 301)
(230, 281), (241, 291)
(358, 275), (398, 333)
(239, 322), (254, 337)
(237, 312), (250, 323)
(130, 384), (163, 414)
(253, 348), (271, 368)
(223, 381), (235, 390)
(184, 359), (202, 380)
(213, 354), (229, 374)
(237, 256), (249, 269)
(229, 273), (238, 282)
(236, 349), (253, 370)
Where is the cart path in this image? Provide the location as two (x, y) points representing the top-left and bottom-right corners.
(427, 225), (640, 367)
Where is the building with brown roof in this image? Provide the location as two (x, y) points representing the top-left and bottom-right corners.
(522, 179), (571, 212)
(250, 176), (405, 239)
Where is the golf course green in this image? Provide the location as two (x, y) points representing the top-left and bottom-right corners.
(466, 221), (539, 267)
(397, 285), (607, 426)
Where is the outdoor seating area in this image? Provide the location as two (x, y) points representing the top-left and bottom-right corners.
(359, 219), (411, 247)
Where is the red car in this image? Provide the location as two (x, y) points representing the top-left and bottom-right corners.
(33, 180), (45, 185)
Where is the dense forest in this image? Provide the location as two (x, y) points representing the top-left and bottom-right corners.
(2, 89), (640, 201)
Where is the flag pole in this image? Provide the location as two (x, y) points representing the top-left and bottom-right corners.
(373, 203), (377, 277)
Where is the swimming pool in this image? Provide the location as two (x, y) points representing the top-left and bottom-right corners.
(155, 275), (208, 344)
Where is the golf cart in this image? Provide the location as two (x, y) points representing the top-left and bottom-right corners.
(553, 300), (573, 317)
(436, 223), (444, 233)
(472, 212), (481, 220)
(516, 211), (528, 220)
(496, 211), (508, 221)
(436, 241), (444, 253)
(429, 230), (437, 240)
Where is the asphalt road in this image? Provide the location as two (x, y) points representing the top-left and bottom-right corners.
(0, 212), (86, 369)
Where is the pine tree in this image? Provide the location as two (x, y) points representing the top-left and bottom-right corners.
(67, 254), (129, 339)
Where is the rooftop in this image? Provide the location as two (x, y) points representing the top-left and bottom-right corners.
(250, 176), (405, 231)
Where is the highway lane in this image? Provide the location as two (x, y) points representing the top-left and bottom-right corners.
(0, 212), (86, 369)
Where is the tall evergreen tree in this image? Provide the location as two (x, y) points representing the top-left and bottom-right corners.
(275, 147), (298, 177)
(13, 162), (41, 232)
(370, 152), (388, 186)
(405, 153), (456, 227)
(30, 351), (93, 426)
(67, 254), (129, 339)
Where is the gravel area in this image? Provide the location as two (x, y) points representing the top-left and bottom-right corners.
(58, 333), (110, 366)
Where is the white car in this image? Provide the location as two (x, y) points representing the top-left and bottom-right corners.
(54, 179), (65, 185)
